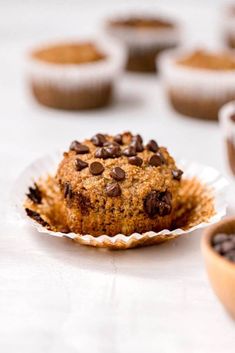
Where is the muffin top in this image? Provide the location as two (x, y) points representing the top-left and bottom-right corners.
(109, 16), (174, 30)
(177, 50), (235, 71)
(31, 42), (105, 65)
(56, 132), (182, 218)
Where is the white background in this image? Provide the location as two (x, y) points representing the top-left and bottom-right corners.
(0, 0), (235, 352)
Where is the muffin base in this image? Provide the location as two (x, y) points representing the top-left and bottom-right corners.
(168, 89), (235, 120)
(126, 45), (177, 73)
(30, 82), (113, 110)
(226, 35), (235, 49)
(24, 176), (215, 239)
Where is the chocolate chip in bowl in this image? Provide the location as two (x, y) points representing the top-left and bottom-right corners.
(15, 131), (227, 249)
(202, 217), (235, 319)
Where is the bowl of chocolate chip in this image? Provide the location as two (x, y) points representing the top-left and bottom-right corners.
(202, 217), (235, 318)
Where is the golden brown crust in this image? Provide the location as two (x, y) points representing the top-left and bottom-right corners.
(177, 50), (235, 70)
(109, 17), (174, 29)
(31, 42), (105, 65)
(54, 132), (181, 236)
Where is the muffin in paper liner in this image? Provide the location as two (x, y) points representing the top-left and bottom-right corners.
(221, 5), (235, 49)
(159, 48), (235, 120)
(219, 100), (235, 177)
(11, 152), (228, 249)
(26, 37), (126, 110)
(104, 12), (181, 73)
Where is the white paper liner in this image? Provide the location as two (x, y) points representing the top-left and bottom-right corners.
(11, 152), (228, 249)
(159, 48), (235, 99)
(26, 37), (126, 89)
(104, 13), (181, 49)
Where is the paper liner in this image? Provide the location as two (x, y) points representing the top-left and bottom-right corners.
(11, 152), (228, 249)
(26, 37), (126, 89)
(104, 13), (181, 49)
(159, 48), (235, 99)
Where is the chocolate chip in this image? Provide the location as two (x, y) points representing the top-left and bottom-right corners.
(75, 158), (88, 171)
(214, 244), (223, 254)
(27, 183), (42, 204)
(110, 167), (125, 181)
(212, 233), (228, 245)
(212, 233), (235, 263)
(113, 134), (123, 145)
(25, 208), (49, 228)
(105, 145), (121, 158)
(146, 139), (159, 152)
(122, 146), (137, 157)
(70, 140), (80, 151)
(89, 161), (104, 175)
(64, 183), (73, 199)
(128, 156), (143, 166)
(95, 147), (110, 159)
(76, 193), (91, 215)
(221, 240), (235, 254)
(95, 145), (121, 159)
(131, 135), (144, 152)
(143, 190), (172, 218)
(91, 133), (106, 147)
(106, 182), (121, 197)
(149, 152), (165, 167)
(131, 140), (144, 152)
(225, 250), (235, 262)
(172, 169), (183, 181)
(69, 140), (89, 154)
(132, 134), (143, 144)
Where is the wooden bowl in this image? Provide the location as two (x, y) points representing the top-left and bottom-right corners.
(201, 216), (235, 318)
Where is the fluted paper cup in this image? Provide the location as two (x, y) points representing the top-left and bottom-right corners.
(11, 152), (228, 249)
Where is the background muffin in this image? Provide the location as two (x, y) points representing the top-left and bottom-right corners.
(27, 39), (125, 110)
(55, 132), (183, 236)
(105, 14), (181, 73)
(160, 48), (235, 120)
(221, 5), (235, 49)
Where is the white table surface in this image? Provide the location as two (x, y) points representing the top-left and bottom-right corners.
(1, 1), (234, 352)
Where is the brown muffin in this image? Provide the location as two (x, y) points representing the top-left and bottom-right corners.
(27, 40), (125, 110)
(160, 49), (235, 120)
(50, 132), (182, 236)
(105, 15), (180, 73)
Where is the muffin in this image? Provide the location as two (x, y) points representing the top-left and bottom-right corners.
(160, 49), (235, 120)
(222, 5), (235, 49)
(27, 39), (125, 110)
(219, 101), (235, 176)
(105, 14), (181, 73)
(25, 132), (183, 237)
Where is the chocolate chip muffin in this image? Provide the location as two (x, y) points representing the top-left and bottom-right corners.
(160, 49), (235, 120)
(105, 15), (181, 73)
(53, 132), (182, 236)
(27, 40), (125, 110)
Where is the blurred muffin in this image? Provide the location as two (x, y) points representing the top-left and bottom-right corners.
(25, 132), (183, 236)
(105, 14), (181, 73)
(160, 49), (235, 120)
(222, 5), (235, 49)
(27, 39), (125, 110)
